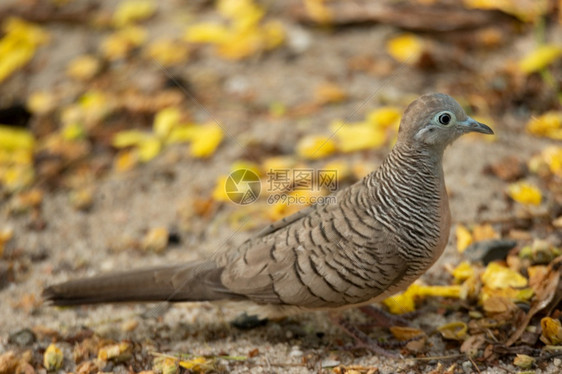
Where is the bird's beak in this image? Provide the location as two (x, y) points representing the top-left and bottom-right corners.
(458, 117), (494, 135)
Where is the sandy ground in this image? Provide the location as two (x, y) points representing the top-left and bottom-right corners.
(1, 1), (561, 373)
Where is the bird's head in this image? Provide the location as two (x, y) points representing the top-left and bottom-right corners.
(397, 93), (494, 150)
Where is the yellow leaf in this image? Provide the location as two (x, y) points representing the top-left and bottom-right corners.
(1, 165), (34, 191)
(113, 0), (156, 27)
(27, 91), (56, 115)
(482, 295), (516, 314)
(66, 54), (100, 80)
(145, 38), (189, 66)
(314, 82), (347, 105)
(296, 135), (337, 160)
(540, 317), (562, 345)
(262, 156), (295, 175)
(513, 354), (535, 369)
(98, 342), (132, 362)
(218, 0), (263, 24)
(43, 343), (63, 371)
(526, 112), (562, 140)
(437, 321), (467, 340)
(481, 262), (528, 289)
(472, 223), (499, 242)
(216, 31), (262, 60)
(0, 126), (35, 151)
(114, 150), (138, 172)
(231, 160), (261, 177)
(212, 175), (230, 202)
(303, 0), (332, 23)
(101, 26), (147, 60)
(61, 123), (85, 141)
(322, 160), (350, 183)
(0, 18), (49, 82)
(540, 146), (562, 177)
(386, 33), (424, 64)
(382, 288), (417, 314)
(112, 130), (150, 148)
(153, 107), (180, 138)
(153, 357), (178, 374)
(141, 227), (169, 253)
(179, 356), (214, 371)
(456, 224), (473, 253)
(184, 23), (230, 44)
(0, 227), (14, 258)
(451, 261), (476, 282)
(262, 20), (285, 49)
(463, 0), (548, 23)
(189, 124), (224, 158)
(366, 107), (401, 129)
(138, 137), (162, 162)
(333, 122), (386, 152)
(383, 283), (461, 314)
(167, 124), (198, 143)
(519, 44), (562, 74)
(507, 181), (542, 206)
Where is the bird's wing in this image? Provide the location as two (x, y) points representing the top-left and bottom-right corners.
(220, 182), (409, 308)
(253, 205), (315, 238)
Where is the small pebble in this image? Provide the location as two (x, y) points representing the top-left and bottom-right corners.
(554, 358), (561, 366)
(462, 360), (472, 373)
(8, 328), (36, 346)
(289, 346), (303, 358)
(321, 359), (340, 368)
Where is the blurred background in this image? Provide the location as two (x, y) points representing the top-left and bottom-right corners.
(0, 0), (561, 372)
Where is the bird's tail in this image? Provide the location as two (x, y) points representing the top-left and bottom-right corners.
(43, 261), (237, 306)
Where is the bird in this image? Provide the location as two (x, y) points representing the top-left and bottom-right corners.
(43, 93), (494, 319)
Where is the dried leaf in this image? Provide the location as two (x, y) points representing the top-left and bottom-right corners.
(314, 82), (348, 105)
(389, 326), (425, 341)
(98, 341), (132, 362)
(141, 227), (169, 253)
(0, 18), (49, 82)
(189, 123), (224, 158)
(386, 33), (424, 64)
(451, 261), (476, 282)
(113, 0), (156, 27)
(526, 112), (562, 140)
(456, 224), (472, 253)
(506, 256), (562, 346)
(178, 356), (215, 371)
(481, 262), (527, 289)
(153, 107), (181, 139)
(66, 54), (100, 80)
(296, 135), (337, 160)
(438, 321), (467, 341)
(507, 181), (542, 206)
(333, 121), (386, 152)
(513, 354), (535, 369)
(43, 343), (63, 371)
(366, 107), (401, 129)
(540, 317), (562, 345)
(145, 38), (189, 66)
(519, 44), (562, 74)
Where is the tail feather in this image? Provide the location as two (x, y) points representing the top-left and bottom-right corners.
(43, 262), (238, 306)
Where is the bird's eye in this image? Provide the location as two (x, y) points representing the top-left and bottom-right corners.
(438, 113), (451, 125)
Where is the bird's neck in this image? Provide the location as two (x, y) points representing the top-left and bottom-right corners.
(382, 143), (445, 182)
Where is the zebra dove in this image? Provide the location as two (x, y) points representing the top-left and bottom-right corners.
(43, 93), (493, 317)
